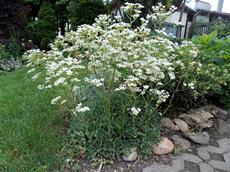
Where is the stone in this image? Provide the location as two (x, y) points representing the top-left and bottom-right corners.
(227, 118), (230, 124)
(202, 105), (230, 120)
(201, 119), (213, 128)
(181, 153), (202, 163)
(209, 160), (230, 171)
(122, 147), (138, 162)
(153, 137), (174, 155)
(179, 109), (213, 128)
(161, 118), (179, 131)
(143, 137), (230, 172)
(172, 135), (191, 150)
(183, 132), (210, 145)
(174, 118), (189, 133)
(217, 119), (230, 135)
(199, 162), (214, 172)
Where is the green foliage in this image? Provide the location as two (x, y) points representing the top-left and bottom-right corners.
(8, 37), (22, 58)
(209, 20), (230, 37)
(156, 37), (224, 113)
(67, 0), (107, 30)
(189, 19), (230, 38)
(0, 0), (28, 41)
(173, 146), (182, 156)
(0, 44), (10, 60)
(68, 90), (161, 159)
(0, 38), (22, 60)
(28, 1), (57, 50)
(193, 32), (230, 108)
(193, 31), (230, 60)
(0, 69), (64, 171)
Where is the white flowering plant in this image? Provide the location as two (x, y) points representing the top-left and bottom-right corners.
(24, 3), (225, 160)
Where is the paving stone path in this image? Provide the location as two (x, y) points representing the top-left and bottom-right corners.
(143, 138), (230, 172)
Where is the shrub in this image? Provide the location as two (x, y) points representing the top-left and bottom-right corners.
(25, 3), (226, 161)
(209, 19), (230, 37)
(0, 0), (28, 42)
(0, 44), (10, 60)
(7, 37), (22, 58)
(27, 1), (57, 50)
(192, 31), (230, 108)
(0, 43), (22, 72)
(67, 0), (107, 30)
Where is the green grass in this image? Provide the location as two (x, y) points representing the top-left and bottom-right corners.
(0, 69), (64, 172)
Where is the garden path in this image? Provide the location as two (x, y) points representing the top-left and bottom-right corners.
(143, 137), (230, 172)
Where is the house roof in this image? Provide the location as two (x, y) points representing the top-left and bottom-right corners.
(210, 11), (230, 18)
(185, 5), (197, 13)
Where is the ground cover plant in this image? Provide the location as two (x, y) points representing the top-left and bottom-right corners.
(0, 69), (64, 172)
(25, 2), (228, 167)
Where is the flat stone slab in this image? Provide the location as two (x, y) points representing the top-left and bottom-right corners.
(142, 138), (230, 172)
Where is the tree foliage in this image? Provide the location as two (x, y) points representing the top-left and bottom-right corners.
(28, 1), (57, 50)
(67, 0), (107, 30)
(0, 0), (28, 42)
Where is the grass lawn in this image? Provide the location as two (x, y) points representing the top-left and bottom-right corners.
(0, 69), (64, 172)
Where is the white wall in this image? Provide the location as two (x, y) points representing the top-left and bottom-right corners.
(165, 11), (188, 38)
(195, 1), (211, 11)
(166, 12), (188, 26)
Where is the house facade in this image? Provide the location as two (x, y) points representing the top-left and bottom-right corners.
(166, 0), (230, 38)
(109, 0), (230, 39)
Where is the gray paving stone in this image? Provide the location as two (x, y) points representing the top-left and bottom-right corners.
(197, 142), (230, 160)
(210, 152), (224, 161)
(171, 158), (185, 171)
(143, 138), (230, 172)
(208, 145), (227, 154)
(217, 138), (230, 148)
(199, 162), (214, 172)
(209, 160), (230, 172)
(142, 156), (184, 172)
(182, 153), (202, 163)
(224, 152), (230, 162)
(197, 147), (210, 160)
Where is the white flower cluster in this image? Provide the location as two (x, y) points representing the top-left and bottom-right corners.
(25, 3), (200, 115)
(129, 107), (141, 116)
(51, 96), (62, 105)
(72, 103), (90, 115)
(147, 3), (176, 29)
(123, 3), (144, 23)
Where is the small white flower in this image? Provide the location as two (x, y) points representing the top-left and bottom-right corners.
(74, 103), (90, 113)
(27, 68), (35, 74)
(143, 85), (149, 90)
(115, 85), (126, 91)
(61, 100), (67, 104)
(37, 84), (44, 90)
(169, 72), (175, 80)
(32, 72), (41, 81)
(54, 77), (66, 86)
(51, 96), (61, 105)
(85, 78), (104, 87)
(188, 82), (195, 89)
(129, 107), (141, 116)
(66, 70), (73, 76)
